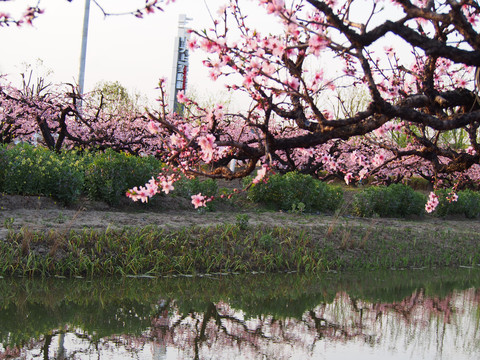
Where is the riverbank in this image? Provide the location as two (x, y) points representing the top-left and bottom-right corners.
(1, 194), (480, 277)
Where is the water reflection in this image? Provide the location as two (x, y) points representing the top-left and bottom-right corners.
(0, 268), (479, 359)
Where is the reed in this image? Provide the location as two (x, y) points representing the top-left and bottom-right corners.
(2, 222), (479, 277)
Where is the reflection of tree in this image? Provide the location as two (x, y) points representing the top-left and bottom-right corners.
(371, 288), (455, 325)
(1, 274), (480, 359)
(0, 346), (21, 359)
(149, 300), (311, 359)
(147, 289), (480, 359)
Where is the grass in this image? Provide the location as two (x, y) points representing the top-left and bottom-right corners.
(2, 220), (479, 277)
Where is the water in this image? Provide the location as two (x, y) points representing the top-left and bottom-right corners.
(0, 268), (479, 359)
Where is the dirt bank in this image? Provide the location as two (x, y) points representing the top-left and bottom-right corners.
(2, 194), (480, 241)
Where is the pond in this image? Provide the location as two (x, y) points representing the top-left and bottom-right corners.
(0, 268), (479, 359)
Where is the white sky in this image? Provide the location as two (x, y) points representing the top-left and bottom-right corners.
(0, 0), (412, 112)
(0, 0), (264, 109)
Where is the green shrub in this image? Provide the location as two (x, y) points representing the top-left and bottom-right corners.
(459, 190), (480, 218)
(174, 177), (218, 198)
(83, 149), (163, 205)
(0, 144), (163, 206)
(0, 144), (85, 205)
(0, 145), (8, 190)
(245, 171), (343, 212)
(435, 189), (480, 219)
(353, 183), (426, 218)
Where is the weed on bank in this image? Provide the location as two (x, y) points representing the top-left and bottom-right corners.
(2, 222), (479, 277)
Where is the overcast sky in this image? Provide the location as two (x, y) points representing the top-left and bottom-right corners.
(0, 0), (260, 108)
(1, 0), (407, 112)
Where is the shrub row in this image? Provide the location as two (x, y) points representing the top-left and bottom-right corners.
(0, 144), (163, 205)
(352, 183), (480, 219)
(1, 144), (480, 218)
(434, 188), (480, 219)
(352, 183), (426, 218)
(244, 171), (343, 213)
(245, 173), (480, 219)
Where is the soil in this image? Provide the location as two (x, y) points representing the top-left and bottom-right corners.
(2, 193), (480, 241)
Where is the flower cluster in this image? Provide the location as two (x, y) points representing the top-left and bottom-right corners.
(127, 177), (159, 203)
(191, 193), (212, 209)
(446, 192), (459, 203)
(425, 192), (439, 213)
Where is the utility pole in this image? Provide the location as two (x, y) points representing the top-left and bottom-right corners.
(78, 0), (91, 97)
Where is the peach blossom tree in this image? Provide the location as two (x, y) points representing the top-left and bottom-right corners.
(3, 0), (480, 212)
(127, 0), (480, 212)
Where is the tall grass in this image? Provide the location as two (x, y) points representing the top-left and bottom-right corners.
(3, 222), (479, 277)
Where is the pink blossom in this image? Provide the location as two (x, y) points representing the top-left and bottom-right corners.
(314, 71), (324, 82)
(209, 69), (221, 81)
(300, 148), (314, 157)
(126, 187), (142, 202)
(425, 192), (439, 213)
(213, 104), (224, 119)
(170, 133), (187, 148)
(359, 168), (368, 180)
(425, 203), (434, 213)
(187, 38), (198, 51)
(286, 23), (300, 38)
(256, 48), (266, 57)
(250, 58), (261, 70)
(160, 177), (174, 194)
(243, 74), (255, 87)
(191, 193), (207, 209)
(127, 177), (159, 203)
(147, 120), (160, 134)
(199, 38), (216, 53)
(328, 161), (338, 171)
(265, 0), (285, 14)
(177, 90), (187, 104)
(198, 134), (215, 149)
(321, 154), (331, 163)
(217, 5), (227, 16)
(384, 46), (395, 59)
(372, 153), (385, 167)
(447, 192), (458, 203)
(308, 34), (328, 56)
(374, 126), (387, 137)
(288, 77), (300, 90)
(458, 78), (468, 87)
(198, 134), (216, 163)
(145, 178), (158, 197)
(344, 172), (353, 185)
(127, 182), (155, 203)
(467, 13), (478, 26)
(268, 38), (286, 57)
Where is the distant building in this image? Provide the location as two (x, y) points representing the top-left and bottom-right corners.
(169, 14), (191, 115)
